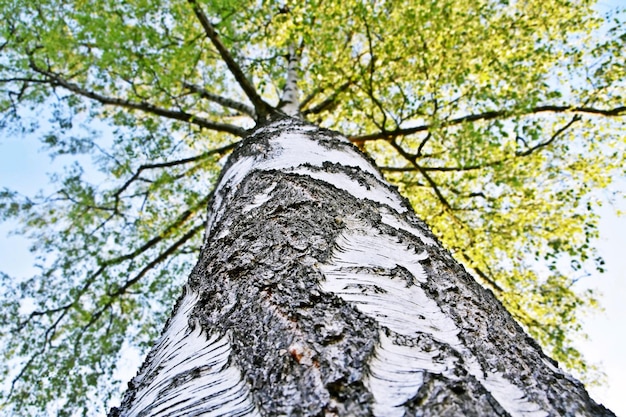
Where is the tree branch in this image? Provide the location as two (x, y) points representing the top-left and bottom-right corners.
(388, 139), (458, 215)
(381, 163), (495, 173)
(0, 76), (48, 84)
(533, 104), (626, 117)
(12, 221), (204, 399)
(8, 309), (68, 400)
(112, 142), (238, 205)
(515, 115), (581, 157)
(182, 81), (256, 118)
(458, 250), (505, 294)
(29, 62), (247, 137)
(300, 87), (322, 111)
(361, 19), (388, 132)
(79, 223), (204, 337)
(110, 224), (203, 300)
(15, 194), (209, 332)
(187, 0), (273, 120)
(381, 115), (581, 174)
(301, 80), (353, 116)
(350, 104), (626, 143)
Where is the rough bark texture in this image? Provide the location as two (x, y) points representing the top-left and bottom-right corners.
(111, 117), (614, 417)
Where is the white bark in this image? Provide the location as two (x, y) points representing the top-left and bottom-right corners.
(277, 46), (300, 117)
(112, 117), (614, 417)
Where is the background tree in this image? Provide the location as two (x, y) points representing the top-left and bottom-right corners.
(0, 0), (624, 415)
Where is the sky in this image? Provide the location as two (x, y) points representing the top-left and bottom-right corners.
(574, 201), (626, 416)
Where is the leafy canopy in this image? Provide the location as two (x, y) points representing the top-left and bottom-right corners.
(0, 0), (624, 415)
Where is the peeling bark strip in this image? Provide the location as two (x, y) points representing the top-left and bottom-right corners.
(112, 287), (259, 417)
(113, 117), (614, 416)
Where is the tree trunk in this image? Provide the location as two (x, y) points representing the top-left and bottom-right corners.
(111, 117), (613, 417)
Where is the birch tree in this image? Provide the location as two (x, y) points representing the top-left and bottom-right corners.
(0, 0), (624, 415)
(110, 114), (615, 416)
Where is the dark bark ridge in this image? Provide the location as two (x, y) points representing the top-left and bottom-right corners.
(112, 117), (613, 417)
